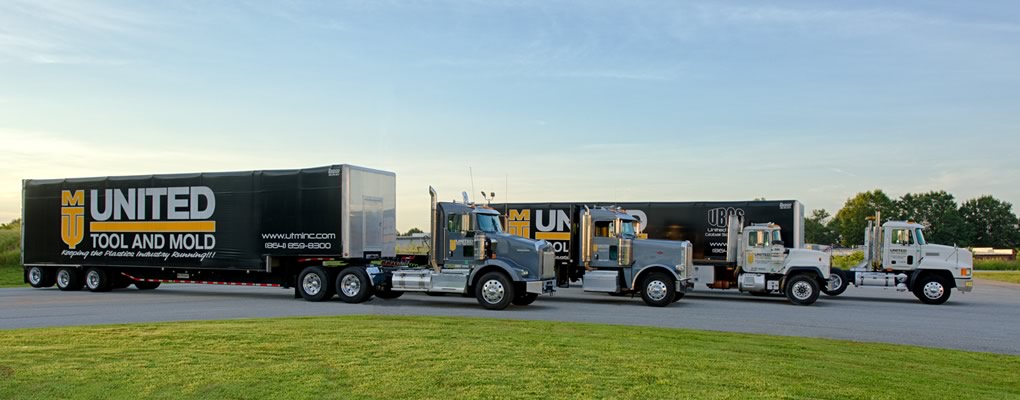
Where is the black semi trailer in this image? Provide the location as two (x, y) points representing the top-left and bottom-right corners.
(21, 165), (555, 309)
(492, 200), (805, 264)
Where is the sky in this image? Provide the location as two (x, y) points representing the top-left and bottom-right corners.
(1, 0), (1019, 231)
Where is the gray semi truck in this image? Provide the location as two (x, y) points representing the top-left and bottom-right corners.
(489, 203), (692, 307)
(21, 164), (555, 310)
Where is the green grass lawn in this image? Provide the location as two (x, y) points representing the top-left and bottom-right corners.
(975, 271), (1020, 285)
(0, 316), (1017, 400)
(0, 264), (24, 288)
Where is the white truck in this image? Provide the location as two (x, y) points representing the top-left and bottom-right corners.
(689, 215), (832, 305)
(825, 212), (974, 304)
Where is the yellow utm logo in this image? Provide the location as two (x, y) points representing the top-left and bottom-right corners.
(61, 190), (85, 249)
(506, 209), (530, 238)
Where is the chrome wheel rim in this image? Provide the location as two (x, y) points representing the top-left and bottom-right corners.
(29, 268), (42, 285)
(340, 274), (361, 297)
(302, 273), (322, 296)
(57, 270), (70, 287)
(86, 270), (100, 289)
(792, 281), (813, 300)
(481, 279), (505, 304)
(646, 280), (669, 302)
(828, 274), (842, 291)
(923, 281), (944, 300)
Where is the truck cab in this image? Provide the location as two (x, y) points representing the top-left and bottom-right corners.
(691, 216), (831, 305)
(577, 207), (693, 307)
(378, 188), (556, 310)
(833, 213), (973, 304)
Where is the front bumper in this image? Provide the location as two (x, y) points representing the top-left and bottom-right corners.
(678, 277), (692, 293)
(956, 278), (974, 293)
(526, 279), (556, 295)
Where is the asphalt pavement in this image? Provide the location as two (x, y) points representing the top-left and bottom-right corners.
(2, 279), (1018, 355)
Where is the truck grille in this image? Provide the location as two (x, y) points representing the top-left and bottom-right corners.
(541, 248), (556, 279)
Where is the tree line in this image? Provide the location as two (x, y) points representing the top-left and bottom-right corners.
(806, 190), (1020, 248)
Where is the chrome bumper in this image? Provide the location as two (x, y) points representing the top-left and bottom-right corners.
(526, 279), (556, 295)
(956, 278), (974, 293)
(677, 277), (692, 293)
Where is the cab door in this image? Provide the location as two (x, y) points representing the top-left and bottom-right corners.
(883, 227), (920, 269)
(590, 220), (618, 268)
(443, 212), (474, 267)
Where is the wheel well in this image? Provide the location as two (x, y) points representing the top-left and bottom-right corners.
(470, 265), (511, 290)
(912, 269), (956, 289)
(632, 266), (675, 290)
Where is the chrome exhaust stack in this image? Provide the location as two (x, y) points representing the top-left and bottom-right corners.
(429, 186), (440, 273)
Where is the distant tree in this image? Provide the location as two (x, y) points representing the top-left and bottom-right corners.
(832, 190), (895, 246)
(0, 219), (20, 230)
(753, 197), (766, 201)
(959, 196), (1020, 248)
(805, 209), (837, 245)
(891, 191), (971, 246)
(402, 227), (424, 236)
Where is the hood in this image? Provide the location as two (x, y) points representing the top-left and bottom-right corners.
(922, 244), (972, 266)
(632, 238), (688, 266)
(787, 248), (831, 268)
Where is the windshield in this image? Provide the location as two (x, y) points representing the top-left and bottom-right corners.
(476, 214), (503, 233)
(914, 228), (927, 245)
(772, 230), (782, 244)
(619, 220), (637, 239)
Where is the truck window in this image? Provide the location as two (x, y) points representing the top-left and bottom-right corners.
(914, 228), (927, 245)
(890, 229), (913, 245)
(448, 214), (461, 233)
(476, 214), (502, 233)
(747, 230), (767, 247)
(594, 221), (612, 237)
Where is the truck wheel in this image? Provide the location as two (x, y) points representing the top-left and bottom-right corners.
(640, 272), (675, 307)
(298, 266), (334, 302)
(785, 274), (819, 305)
(27, 266), (55, 288)
(512, 293), (538, 306)
(822, 268), (848, 296)
(475, 272), (514, 310)
(335, 267), (374, 303)
(56, 268), (83, 291)
(374, 289), (404, 299)
(85, 268), (113, 292)
(135, 281), (161, 290)
(913, 275), (951, 305)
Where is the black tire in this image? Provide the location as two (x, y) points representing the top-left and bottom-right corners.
(672, 291), (685, 302)
(113, 275), (132, 289)
(822, 268), (848, 296)
(475, 272), (514, 310)
(335, 267), (374, 303)
(374, 289), (404, 299)
(640, 272), (676, 307)
(85, 268), (113, 292)
(298, 266), (334, 302)
(135, 281), (161, 290)
(56, 268), (84, 291)
(27, 266), (55, 288)
(913, 274), (952, 305)
(512, 292), (538, 306)
(784, 274), (820, 305)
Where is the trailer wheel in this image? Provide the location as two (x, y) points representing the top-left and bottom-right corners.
(374, 289), (404, 299)
(640, 272), (675, 307)
(784, 274), (819, 305)
(475, 272), (514, 310)
(298, 266), (334, 302)
(56, 268), (84, 291)
(335, 267), (374, 303)
(135, 281), (161, 290)
(822, 268), (848, 297)
(27, 266), (55, 288)
(913, 274), (951, 305)
(512, 293), (538, 306)
(85, 268), (113, 292)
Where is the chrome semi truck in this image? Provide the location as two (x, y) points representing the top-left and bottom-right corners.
(21, 164), (555, 310)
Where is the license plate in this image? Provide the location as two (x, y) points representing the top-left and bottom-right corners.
(965, 281), (973, 288)
(543, 280), (555, 293)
